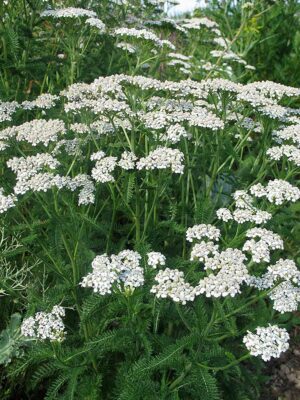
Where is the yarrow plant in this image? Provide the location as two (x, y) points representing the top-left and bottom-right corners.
(243, 325), (290, 362)
(21, 306), (66, 342)
(0, 1), (300, 399)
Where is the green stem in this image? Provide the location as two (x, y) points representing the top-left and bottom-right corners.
(169, 363), (193, 391)
(197, 353), (251, 371)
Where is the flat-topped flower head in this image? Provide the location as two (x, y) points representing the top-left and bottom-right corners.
(21, 306), (66, 342)
(118, 151), (137, 170)
(267, 145), (300, 166)
(137, 147), (184, 174)
(116, 42), (136, 53)
(81, 250), (144, 295)
(233, 190), (254, 209)
(216, 208), (233, 222)
(243, 325), (289, 361)
(86, 17), (106, 32)
(113, 28), (175, 49)
(41, 7), (97, 19)
(250, 180), (300, 205)
(0, 100), (19, 122)
(0, 189), (16, 214)
(243, 228), (283, 263)
(190, 241), (219, 263)
(186, 224), (220, 243)
(0, 119), (66, 147)
(269, 281), (300, 313)
(22, 94), (59, 110)
(195, 248), (249, 298)
(163, 124), (190, 143)
(147, 252), (166, 268)
(243, 81), (300, 99)
(91, 155), (117, 183)
(246, 258), (300, 291)
(151, 268), (195, 304)
(219, 189), (272, 225)
(273, 124), (300, 146)
(266, 258), (300, 284)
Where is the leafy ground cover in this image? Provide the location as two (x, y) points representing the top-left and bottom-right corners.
(0, 1), (300, 399)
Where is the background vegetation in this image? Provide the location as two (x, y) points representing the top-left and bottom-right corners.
(0, 0), (300, 399)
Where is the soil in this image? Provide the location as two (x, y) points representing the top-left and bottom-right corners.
(261, 328), (300, 400)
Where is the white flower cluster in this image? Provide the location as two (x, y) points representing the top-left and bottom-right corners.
(113, 28), (175, 49)
(70, 123), (89, 134)
(0, 188), (16, 214)
(146, 97), (193, 113)
(118, 151), (137, 170)
(7, 153), (59, 173)
(233, 190), (253, 209)
(202, 78), (241, 94)
(187, 107), (225, 130)
(91, 152), (117, 183)
(217, 190), (271, 225)
(250, 179), (300, 205)
(261, 104), (289, 120)
(167, 56), (191, 75)
(22, 94), (59, 110)
(147, 252), (166, 268)
(90, 119), (115, 136)
(256, 258), (300, 313)
(195, 249), (249, 297)
(245, 64), (256, 71)
(168, 52), (191, 62)
(86, 17), (106, 33)
(267, 145), (300, 166)
(273, 124), (300, 146)
(0, 119), (66, 147)
(162, 124), (190, 143)
(116, 42), (136, 53)
(190, 241), (219, 263)
(243, 228), (283, 263)
(269, 281), (300, 313)
(52, 138), (83, 157)
(145, 18), (187, 34)
(116, 250), (144, 288)
(181, 17), (218, 30)
(186, 224), (220, 243)
(243, 325), (289, 361)
(58, 75), (249, 139)
(81, 254), (117, 295)
(210, 49), (247, 66)
(64, 96), (129, 115)
(136, 147), (184, 174)
(246, 258), (300, 293)
(81, 250), (144, 295)
(151, 268), (195, 304)
(41, 7), (97, 19)
(57, 75), (300, 130)
(7, 154), (95, 205)
(216, 208), (232, 222)
(15, 171), (63, 195)
(237, 89), (286, 120)
(72, 174), (96, 205)
(7, 153), (60, 195)
(21, 306), (66, 342)
(244, 81), (300, 99)
(204, 248), (246, 271)
(267, 258), (300, 283)
(142, 111), (170, 130)
(0, 100), (19, 122)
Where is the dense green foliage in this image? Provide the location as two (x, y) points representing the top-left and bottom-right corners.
(0, 1), (300, 399)
(205, 0), (300, 86)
